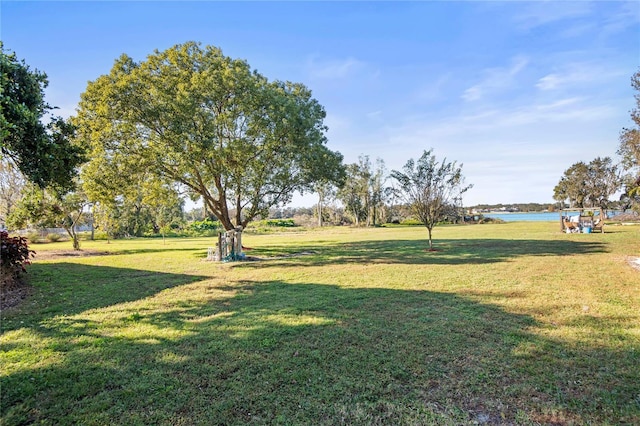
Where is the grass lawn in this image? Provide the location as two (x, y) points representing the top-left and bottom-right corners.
(1, 222), (639, 425)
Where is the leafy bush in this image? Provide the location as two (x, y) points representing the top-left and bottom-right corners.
(91, 231), (111, 240)
(188, 218), (222, 236)
(400, 219), (423, 226)
(264, 219), (296, 227)
(46, 233), (62, 242)
(1, 231), (35, 288)
(25, 231), (41, 244)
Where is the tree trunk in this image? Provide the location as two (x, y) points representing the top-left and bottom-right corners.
(90, 205), (95, 240)
(372, 204), (377, 227)
(427, 226), (433, 250)
(235, 194), (242, 229)
(64, 226), (81, 251)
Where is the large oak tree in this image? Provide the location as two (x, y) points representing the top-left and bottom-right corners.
(74, 42), (344, 230)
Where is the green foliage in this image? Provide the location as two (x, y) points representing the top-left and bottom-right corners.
(264, 218), (296, 227)
(399, 219), (423, 226)
(471, 203), (552, 212)
(391, 149), (471, 249)
(244, 218), (298, 234)
(0, 159), (25, 225)
(0, 44), (85, 191)
(46, 233), (62, 242)
(618, 68), (640, 212)
(74, 41), (344, 232)
(7, 185), (87, 250)
(187, 218), (222, 236)
(338, 158), (369, 226)
(25, 231), (41, 244)
(554, 157), (620, 209)
(0, 230), (34, 286)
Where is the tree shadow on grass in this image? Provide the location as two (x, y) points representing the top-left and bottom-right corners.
(242, 238), (608, 267)
(1, 263), (209, 333)
(2, 278), (637, 425)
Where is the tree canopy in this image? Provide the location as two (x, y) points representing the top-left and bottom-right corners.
(74, 42), (344, 231)
(8, 184), (87, 250)
(391, 149), (471, 249)
(338, 156), (387, 227)
(0, 44), (84, 191)
(618, 68), (640, 211)
(553, 157), (620, 209)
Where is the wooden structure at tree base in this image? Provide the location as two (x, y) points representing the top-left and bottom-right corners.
(559, 208), (606, 233)
(214, 227), (245, 262)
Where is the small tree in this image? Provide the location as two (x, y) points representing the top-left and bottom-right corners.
(391, 149), (471, 250)
(337, 156), (387, 226)
(338, 162), (369, 226)
(8, 185), (88, 250)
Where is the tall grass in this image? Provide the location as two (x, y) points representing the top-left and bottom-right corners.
(1, 222), (638, 425)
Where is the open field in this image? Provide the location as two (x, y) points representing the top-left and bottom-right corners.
(1, 222), (639, 425)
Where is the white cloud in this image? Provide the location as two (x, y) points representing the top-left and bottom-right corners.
(462, 56), (528, 102)
(513, 1), (593, 30)
(413, 74), (451, 103)
(536, 62), (627, 92)
(600, 1), (640, 35)
(306, 56), (366, 80)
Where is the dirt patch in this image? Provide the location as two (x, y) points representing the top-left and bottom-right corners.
(32, 249), (110, 261)
(1, 279), (33, 311)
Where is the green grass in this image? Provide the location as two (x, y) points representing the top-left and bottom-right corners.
(2, 222), (639, 425)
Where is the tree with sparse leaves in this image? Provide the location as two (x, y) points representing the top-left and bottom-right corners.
(391, 149), (471, 250)
(74, 42), (344, 231)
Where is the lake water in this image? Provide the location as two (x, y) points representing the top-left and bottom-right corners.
(483, 212), (563, 222)
(484, 211), (620, 222)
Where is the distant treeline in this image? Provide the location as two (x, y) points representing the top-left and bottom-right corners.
(470, 203), (555, 212)
(471, 201), (628, 212)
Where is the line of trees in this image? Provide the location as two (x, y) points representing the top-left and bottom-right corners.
(17, 45), (640, 254)
(553, 68), (640, 213)
(3, 42), (474, 251)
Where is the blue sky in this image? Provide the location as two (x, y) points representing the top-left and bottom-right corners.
(2, 1), (639, 207)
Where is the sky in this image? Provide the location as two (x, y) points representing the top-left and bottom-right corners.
(2, 1), (639, 207)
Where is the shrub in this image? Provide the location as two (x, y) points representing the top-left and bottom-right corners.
(265, 219), (296, 227)
(400, 219), (423, 226)
(1, 230), (35, 288)
(25, 231), (41, 244)
(188, 218), (222, 236)
(46, 233), (62, 242)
